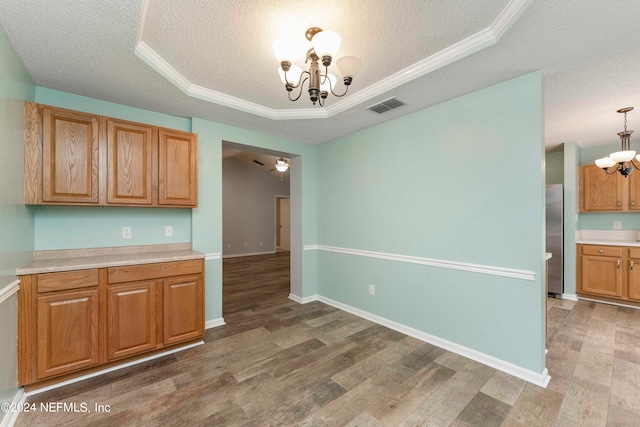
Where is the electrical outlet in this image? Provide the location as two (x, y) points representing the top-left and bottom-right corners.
(614, 221), (622, 230)
(368, 284), (375, 296)
(122, 226), (132, 239)
(165, 225), (173, 237)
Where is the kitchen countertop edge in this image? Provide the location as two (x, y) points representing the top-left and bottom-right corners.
(576, 239), (640, 247)
(16, 249), (205, 275)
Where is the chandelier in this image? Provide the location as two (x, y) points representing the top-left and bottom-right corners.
(595, 107), (638, 176)
(273, 27), (362, 106)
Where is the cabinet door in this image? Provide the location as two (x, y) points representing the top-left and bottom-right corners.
(107, 120), (153, 205)
(158, 130), (197, 207)
(107, 281), (157, 360)
(629, 258), (640, 301)
(629, 171), (640, 210)
(36, 289), (99, 379)
(42, 106), (99, 204)
(580, 164), (624, 211)
(163, 275), (203, 345)
(580, 255), (623, 297)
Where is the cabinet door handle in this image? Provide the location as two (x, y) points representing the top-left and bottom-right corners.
(599, 249), (604, 253)
(618, 259), (621, 269)
(632, 261), (635, 270)
(618, 200), (622, 207)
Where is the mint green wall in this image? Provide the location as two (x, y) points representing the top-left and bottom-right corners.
(316, 73), (546, 373)
(32, 88), (192, 250)
(578, 142), (640, 230)
(563, 142), (580, 295)
(0, 26), (35, 419)
(191, 118), (316, 320)
(545, 151), (564, 185)
(34, 207), (192, 250)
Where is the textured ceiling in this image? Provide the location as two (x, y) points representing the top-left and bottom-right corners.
(0, 0), (639, 148)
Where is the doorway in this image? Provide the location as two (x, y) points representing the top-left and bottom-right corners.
(221, 142), (294, 316)
(276, 196), (290, 251)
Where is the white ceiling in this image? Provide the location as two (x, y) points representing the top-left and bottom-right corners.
(1, 0), (639, 149)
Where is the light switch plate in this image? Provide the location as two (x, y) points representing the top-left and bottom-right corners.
(614, 221), (622, 230)
(165, 225), (173, 237)
(122, 226), (132, 239)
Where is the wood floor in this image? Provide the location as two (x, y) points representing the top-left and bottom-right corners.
(13, 252), (640, 426)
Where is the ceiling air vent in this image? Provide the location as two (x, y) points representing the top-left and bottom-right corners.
(367, 97), (405, 114)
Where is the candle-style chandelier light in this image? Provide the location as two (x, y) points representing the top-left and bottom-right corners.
(273, 27), (362, 107)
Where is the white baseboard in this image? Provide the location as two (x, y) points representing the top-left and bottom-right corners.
(561, 293), (578, 301)
(205, 318), (226, 329)
(24, 341), (204, 396)
(288, 293), (319, 304)
(0, 388), (26, 427)
(316, 295), (551, 388)
(578, 296), (640, 310)
(223, 251), (276, 259)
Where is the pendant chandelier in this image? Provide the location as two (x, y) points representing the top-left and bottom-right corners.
(273, 27), (362, 106)
(595, 107), (638, 177)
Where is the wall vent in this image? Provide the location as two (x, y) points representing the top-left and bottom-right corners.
(367, 97), (405, 114)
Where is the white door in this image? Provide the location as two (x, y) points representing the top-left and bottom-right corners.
(279, 198), (290, 250)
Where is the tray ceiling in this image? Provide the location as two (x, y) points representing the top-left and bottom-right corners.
(0, 0), (639, 147)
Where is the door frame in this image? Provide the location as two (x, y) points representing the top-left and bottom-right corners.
(275, 195), (290, 250)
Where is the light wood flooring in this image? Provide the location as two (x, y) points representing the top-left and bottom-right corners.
(13, 252), (640, 426)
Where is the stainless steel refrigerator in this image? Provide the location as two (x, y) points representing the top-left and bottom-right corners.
(546, 184), (563, 295)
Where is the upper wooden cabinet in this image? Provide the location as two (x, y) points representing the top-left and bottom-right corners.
(579, 164), (624, 211)
(41, 107), (100, 204)
(107, 119), (154, 206)
(158, 129), (197, 206)
(24, 102), (198, 208)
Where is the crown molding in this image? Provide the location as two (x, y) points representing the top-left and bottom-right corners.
(136, 0), (531, 121)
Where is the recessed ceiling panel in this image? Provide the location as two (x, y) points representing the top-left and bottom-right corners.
(140, 0), (510, 110)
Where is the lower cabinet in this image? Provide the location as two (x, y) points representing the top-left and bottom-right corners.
(163, 275), (204, 345)
(36, 289), (99, 379)
(107, 281), (157, 360)
(578, 244), (640, 302)
(18, 259), (204, 387)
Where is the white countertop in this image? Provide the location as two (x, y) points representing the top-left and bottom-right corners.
(576, 240), (640, 247)
(576, 230), (640, 247)
(16, 244), (205, 275)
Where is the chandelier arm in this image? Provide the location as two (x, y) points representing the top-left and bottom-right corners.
(328, 76), (349, 97)
(605, 165), (621, 175)
(287, 76), (309, 102)
(285, 71), (310, 89)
